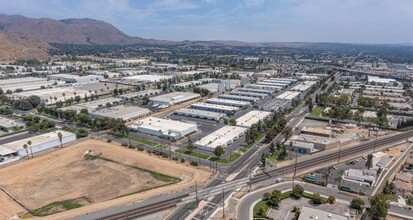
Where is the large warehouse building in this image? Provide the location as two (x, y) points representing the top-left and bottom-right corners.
(48, 74), (104, 84)
(238, 88), (274, 94)
(205, 98), (250, 108)
(236, 110), (272, 128)
(0, 130), (76, 158)
(89, 106), (150, 121)
(150, 92), (201, 107)
(130, 117), (197, 140)
(174, 108), (226, 121)
(195, 126), (247, 152)
(218, 94), (259, 103)
(191, 102), (239, 113)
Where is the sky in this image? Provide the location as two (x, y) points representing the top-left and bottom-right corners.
(1, 0), (413, 44)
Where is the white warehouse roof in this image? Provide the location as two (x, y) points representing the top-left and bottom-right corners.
(195, 126), (247, 151)
(236, 110), (272, 128)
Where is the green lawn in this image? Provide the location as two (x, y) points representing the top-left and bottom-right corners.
(175, 149), (210, 159)
(239, 147), (248, 153)
(310, 107), (324, 117)
(127, 136), (165, 148)
(209, 152), (241, 163)
(253, 200), (269, 219)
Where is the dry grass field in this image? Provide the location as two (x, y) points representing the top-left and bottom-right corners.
(0, 139), (211, 219)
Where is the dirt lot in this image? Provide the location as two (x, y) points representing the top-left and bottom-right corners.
(0, 139), (211, 220)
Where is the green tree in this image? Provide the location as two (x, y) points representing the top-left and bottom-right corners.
(312, 193), (325, 204)
(369, 193), (390, 219)
(268, 190), (281, 206)
(292, 185), (304, 199)
(269, 142), (276, 154)
(23, 144), (29, 159)
(214, 145), (225, 158)
(328, 196), (336, 204)
(351, 197), (365, 210)
(187, 137), (194, 152)
(229, 118), (237, 126)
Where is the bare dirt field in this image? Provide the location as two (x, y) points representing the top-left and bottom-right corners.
(0, 139), (211, 220)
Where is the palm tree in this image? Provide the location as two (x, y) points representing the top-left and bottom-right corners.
(53, 97), (57, 104)
(23, 144), (29, 159)
(62, 93), (66, 102)
(49, 96), (53, 104)
(57, 132), (63, 148)
(27, 140), (33, 158)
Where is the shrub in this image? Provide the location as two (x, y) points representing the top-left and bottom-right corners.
(107, 138), (112, 143)
(138, 147), (144, 151)
(190, 161), (199, 166)
(312, 193), (326, 204)
(147, 149), (152, 154)
(172, 157), (178, 161)
(121, 142), (128, 147)
(162, 153), (168, 158)
(328, 196), (336, 204)
(180, 158), (185, 163)
(292, 185), (304, 199)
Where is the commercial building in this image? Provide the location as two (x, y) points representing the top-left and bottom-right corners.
(367, 76), (396, 86)
(256, 81), (288, 88)
(172, 81), (202, 89)
(118, 89), (161, 100)
(0, 77), (62, 92)
(11, 87), (93, 105)
(48, 74), (104, 84)
(235, 110), (272, 128)
(247, 84), (283, 91)
(0, 130), (76, 157)
(197, 83), (226, 93)
(130, 117), (197, 140)
(230, 91), (267, 99)
(298, 206), (348, 220)
(301, 126), (333, 138)
(0, 116), (25, 132)
(174, 108), (226, 121)
(61, 97), (124, 112)
(150, 92), (200, 107)
(205, 98), (250, 108)
(290, 141), (314, 154)
(343, 169), (377, 186)
(290, 81), (317, 92)
(276, 91), (301, 100)
(238, 88), (274, 94)
(191, 103), (239, 113)
(260, 99), (290, 112)
(122, 74), (173, 83)
(268, 78), (297, 84)
(263, 79), (293, 85)
(218, 94), (259, 103)
(195, 126), (248, 152)
(89, 106), (150, 121)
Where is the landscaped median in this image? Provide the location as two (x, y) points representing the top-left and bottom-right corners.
(127, 135), (166, 148)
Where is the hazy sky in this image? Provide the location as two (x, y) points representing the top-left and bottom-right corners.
(1, 0), (413, 44)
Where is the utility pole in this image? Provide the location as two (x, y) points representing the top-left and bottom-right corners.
(292, 149), (298, 189)
(249, 167), (252, 191)
(338, 141), (342, 164)
(222, 188), (225, 218)
(195, 181), (199, 207)
(373, 128), (378, 153)
(168, 145), (171, 159)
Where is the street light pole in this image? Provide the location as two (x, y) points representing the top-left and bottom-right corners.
(338, 141), (342, 164)
(292, 149), (298, 189)
(373, 128), (378, 153)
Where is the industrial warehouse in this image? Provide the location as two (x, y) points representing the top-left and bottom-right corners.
(191, 102), (239, 113)
(150, 92), (201, 107)
(129, 117), (198, 140)
(89, 106), (150, 121)
(195, 126), (248, 152)
(235, 110), (272, 128)
(118, 89), (161, 100)
(229, 91), (268, 98)
(174, 108), (226, 121)
(238, 87), (274, 94)
(218, 94), (259, 103)
(0, 130), (76, 158)
(204, 98), (250, 108)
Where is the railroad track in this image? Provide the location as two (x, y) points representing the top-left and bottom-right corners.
(95, 194), (188, 220)
(251, 131), (413, 183)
